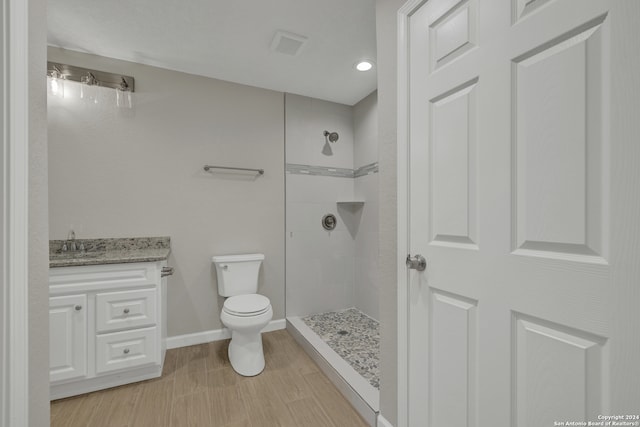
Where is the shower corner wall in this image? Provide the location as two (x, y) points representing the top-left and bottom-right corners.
(284, 91), (380, 425)
(285, 93), (357, 318)
(285, 91), (379, 321)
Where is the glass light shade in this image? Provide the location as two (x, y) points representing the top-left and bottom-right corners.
(47, 76), (65, 98)
(80, 76), (98, 104)
(116, 88), (133, 109)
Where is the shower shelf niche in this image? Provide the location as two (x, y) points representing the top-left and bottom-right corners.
(336, 201), (364, 236)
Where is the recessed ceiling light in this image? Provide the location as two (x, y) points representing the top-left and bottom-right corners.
(355, 60), (374, 72)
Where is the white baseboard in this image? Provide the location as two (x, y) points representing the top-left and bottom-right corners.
(262, 318), (287, 333)
(166, 318), (286, 350)
(377, 414), (394, 427)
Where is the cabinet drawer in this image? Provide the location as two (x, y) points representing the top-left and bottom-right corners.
(96, 327), (158, 374)
(50, 262), (158, 295)
(95, 288), (157, 333)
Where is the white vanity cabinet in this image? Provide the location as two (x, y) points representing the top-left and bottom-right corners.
(49, 261), (168, 400)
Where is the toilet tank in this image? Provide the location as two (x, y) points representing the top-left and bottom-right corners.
(212, 253), (264, 297)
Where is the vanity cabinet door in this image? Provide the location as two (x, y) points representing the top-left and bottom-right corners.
(49, 294), (87, 383)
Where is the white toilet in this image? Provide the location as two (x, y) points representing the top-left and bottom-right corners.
(212, 253), (273, 376)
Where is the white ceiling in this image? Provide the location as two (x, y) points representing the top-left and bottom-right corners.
(47, 0), (377, 106)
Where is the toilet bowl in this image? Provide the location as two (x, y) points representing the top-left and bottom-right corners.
(212, 254), (272, 376)
(220, 294), (273, 376)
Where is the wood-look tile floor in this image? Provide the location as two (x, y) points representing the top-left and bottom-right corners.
(50, 329), (369, 427)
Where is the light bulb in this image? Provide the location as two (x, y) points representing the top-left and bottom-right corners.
(355, 61), (373, 72)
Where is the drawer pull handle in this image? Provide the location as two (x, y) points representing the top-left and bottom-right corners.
(123, 348), (130, 355)
(123, 308), (130, 314)
(74, 305), (82, 311)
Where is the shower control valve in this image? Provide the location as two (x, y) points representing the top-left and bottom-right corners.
(406, 254), (427, 272)
(322, 214), (337, 231)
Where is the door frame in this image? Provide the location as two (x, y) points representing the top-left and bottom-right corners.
(1, 0), (31, 424)
(396, 1), (424, 426)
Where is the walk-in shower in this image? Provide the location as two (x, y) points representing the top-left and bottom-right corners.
(284, 92), (380, 424)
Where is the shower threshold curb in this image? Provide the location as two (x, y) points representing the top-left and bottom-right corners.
(287, 316), (379, 426)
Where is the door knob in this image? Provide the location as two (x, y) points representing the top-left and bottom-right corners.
(406, 254), (427, 271)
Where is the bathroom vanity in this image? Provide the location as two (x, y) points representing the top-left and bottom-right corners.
(48, 237), (171, 400)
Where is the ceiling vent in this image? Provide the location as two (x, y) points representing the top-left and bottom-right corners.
(270, 30), (308, 56)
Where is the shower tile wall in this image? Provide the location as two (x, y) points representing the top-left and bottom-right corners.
(285, 92), (379, 320)
(353, 92), (379, 320)
(286, 94), (356, 317)
(287, 174), (356, 316)
(286, 94), (354, 169)
(354, 172), (379, 319)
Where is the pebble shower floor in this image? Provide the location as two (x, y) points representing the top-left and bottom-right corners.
(302, 308), (380, 389)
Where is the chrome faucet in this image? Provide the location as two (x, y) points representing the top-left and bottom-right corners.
(68, 230), (77, 251)
(62, 229), (80, 252)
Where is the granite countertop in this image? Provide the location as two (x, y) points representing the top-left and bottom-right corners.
(49, 237), (171, 268)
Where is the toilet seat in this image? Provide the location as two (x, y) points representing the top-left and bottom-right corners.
(223, 294), (271, 317)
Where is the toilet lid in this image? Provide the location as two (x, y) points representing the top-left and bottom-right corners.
(223, 294), (271, 316)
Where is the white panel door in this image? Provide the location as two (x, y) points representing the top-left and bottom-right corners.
(49, 294), (87, 383)
(403, 0), (640, 425)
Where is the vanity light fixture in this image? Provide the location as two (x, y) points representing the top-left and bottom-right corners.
(355, 60), (374, 72)
(47, 61), (135, 108)
(47, 62), (134, 92)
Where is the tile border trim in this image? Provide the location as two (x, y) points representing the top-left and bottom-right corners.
(286, 162), (378, 178)
(354, 162), (379, 177)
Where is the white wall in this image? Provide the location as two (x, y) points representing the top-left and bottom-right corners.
(30, 0), (51, 423)
(354, 91), (379, 167)
(285, 94), (356, 317)
(47, 47), (285, 337)
(376, 0), (404, 424)
(353, 91), (379, 320)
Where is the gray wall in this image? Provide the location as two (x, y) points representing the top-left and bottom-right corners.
(30, 0), (51, 424)
(47, 47), (285, 337)
(376, 0), (403, 424)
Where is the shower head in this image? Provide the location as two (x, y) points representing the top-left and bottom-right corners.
(324, 130), (339, 143)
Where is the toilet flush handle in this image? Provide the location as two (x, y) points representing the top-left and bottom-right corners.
(222, 265), (228, 270)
